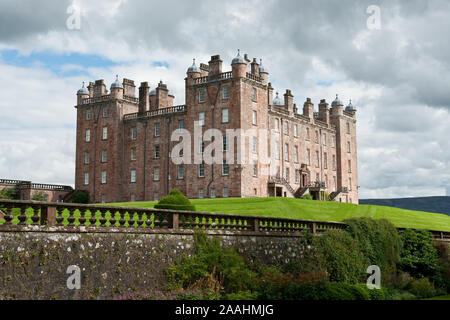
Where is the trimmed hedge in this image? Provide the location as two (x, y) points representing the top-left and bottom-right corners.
(154, 189), (195, 211)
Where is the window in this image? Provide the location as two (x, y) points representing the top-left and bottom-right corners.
(84, 173), (89, 185)
(223, 136), (228, 151)
(295, 170), (300, 184)
(101, 150), (107, 163)
(252, 136), (258, 153)
(199, 112), (205, 126)
(332, 136), (335, 147)
(276, 166), (280, 178)
(294, 124), (298, 137)
(252, 87), (257, 100)
(210, 188), (216, 198)
(349, 177), (352, 191)
(198, 188), (204, 199)
(199, 138), (205, 154)
(154, 145), (160, 158)
(325, 174), (328, 187)
(131, 194), (135, 202)
(286, 168), (290, 182)
(222, 109), (229, 123)
(153, 168), (160, 181)
(315, 130), (319, 143)
(285, 143), (289, 161)
(323, 133), (327, 145)
(222, 160), (229, 176)
(101, 195), (106, 203)
(294, 146), (299, 163)
(199, 89), (205, 103)
(316, 173), (319, 183)
(253, 161), (258, 177)
(153, 192), (159, 201)
(101, 170), (107, 184)
(324, 152), (327, 169)
(178, 120), (184, 132)
(306, 127), (310, 140)
(131, 148), (136, 161)
(347, 122), (350, 134)
(223, 187), (229, 198)
(333, 176), (337, 191)
(274, 118), (279, 132)
(347, 141), (351, 153)
(332, 155), (336, 170)
(85, 129), (91, 142)
(223, 86), (229, 99)
(275, 141), (280, 160)
(252, 110), (257, 125)
(86, 109), (91, 120)
(131, 169), (136, 183)
(307, 148), (311, 165)
(283, 121), (289, 135)
(131, 127), (137, 140)
(199, 162), (205, 177)
(84, 152), (90, 164)
(102, 126), (108, 140)
(315, 151), (319, 167)
(103, 106), (108, 118)
(348, 160), (352, 173)
(178, 165), (184, 179)
(155, 123), (160, 137)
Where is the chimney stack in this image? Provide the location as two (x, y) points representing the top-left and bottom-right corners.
(138, 82), (149, 114)
(208, 55), (223, 76)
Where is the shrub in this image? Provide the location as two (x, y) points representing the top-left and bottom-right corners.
(166, 231), (256, 294)
(344, 217), (401, 285)
(0, 187), (19, 200)
(154, 189), (195, 211)
(72, 190), (89, 204)
(114, 288), (213, 300)
(433, 242), (450, 292)
(31, 191), (47, 201)
(301, 194), (313, 200)
(315, 230), (369, 284)
(224, 290), (259, 300)
(408, 278), (436, 299)
(398, 229), (439, 279)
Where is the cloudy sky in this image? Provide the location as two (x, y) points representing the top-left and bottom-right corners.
(0, 0), (450, 199)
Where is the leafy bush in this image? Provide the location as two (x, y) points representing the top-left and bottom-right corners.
(224, 290), (259, 300)
(315, 230), (369, 284)
(154, 189), (195, 211)
(301, 194), (313, 200)
(114, 288), (212, 300)
(31, 191), (47, 201)
(433, 242), (450, 292)
(408, 278), (436, 298)
(398, 229), (439, 279)
(72, 190), (89, 204)
(166, 231), (256, 294)
(344, 217), (401, 285)
(0, 187), (19, 200)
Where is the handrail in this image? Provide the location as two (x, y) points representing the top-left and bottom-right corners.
(0, 199), (448, 241)
(0, 179), (72, 191)
(123, 105), (187, 121)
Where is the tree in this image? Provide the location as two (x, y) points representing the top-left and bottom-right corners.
(31, 191), (47, 201)
(0, 187), (19, 200)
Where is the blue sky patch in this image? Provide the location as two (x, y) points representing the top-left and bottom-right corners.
(316, 80), (333, 87)
(152, 61), (169, 68)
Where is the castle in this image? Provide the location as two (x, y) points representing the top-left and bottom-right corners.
(75, 52), (358, 204)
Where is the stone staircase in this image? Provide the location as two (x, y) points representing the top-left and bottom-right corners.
(294, 185), (310, 198)
(330, 187), (348, 201)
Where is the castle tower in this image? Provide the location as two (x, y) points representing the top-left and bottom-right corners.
(110, 75), (124, 100)
(76, 82), (89, 105)
(259, 59), (269, 85)
(186, 59), (201, 87)
(231, 50), (247, 78)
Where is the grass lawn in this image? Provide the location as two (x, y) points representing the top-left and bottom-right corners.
(423, 295), (450, 300)
(109, 197), (450, 231)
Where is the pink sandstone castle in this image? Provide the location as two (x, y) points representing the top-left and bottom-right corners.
(74, 52), (358, 204)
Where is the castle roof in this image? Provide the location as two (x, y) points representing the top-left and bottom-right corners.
(273, 92), (283, 106)
(345, 99), (356, 111)
(231, 49), (246, 64)
(331, 94), (343, 106)
(111, 75), (123, 89)
(259, 59), (268, 74)
(77, 82), (89, 95)
(187, 59), (201, 73)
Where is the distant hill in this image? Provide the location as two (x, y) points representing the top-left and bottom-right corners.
(360, 196), (450, 217)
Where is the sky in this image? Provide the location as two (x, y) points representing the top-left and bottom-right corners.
(0, 0), (450, 199)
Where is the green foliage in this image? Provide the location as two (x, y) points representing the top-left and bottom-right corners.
(301, 194), (313, 200)
(0, 187), (19, 200)
(166, 231), (256, 294)
(224, 290), (259, 300)
(433, 243), (450, 292)
(408, 278), (436, 298)
(31, 191), (47, 201)
(72, 190), (89, 204)
(344, 217), (401, 284)
(154, 189), (195, 211)
(315, 230), (369, 284)
(398, 229), (439, 279)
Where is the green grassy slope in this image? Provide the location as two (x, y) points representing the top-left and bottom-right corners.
(109, 197), (450, 231)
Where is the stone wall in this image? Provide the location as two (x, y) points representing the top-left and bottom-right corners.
(0, 230), (305, 300)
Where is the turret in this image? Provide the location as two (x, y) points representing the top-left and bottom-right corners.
(138, 82), (149, 114)
(318, 99), (330, 124)
(186, 59), (201, 86)
(110, 75), (124, 100)
(259, 59), (269, 85)
(76, 82), (89, 105)
(331, 94), (344, 117)
(345, 100), (357, 118)
(303, 98), (314, 120)
(231, 49), (247, 78)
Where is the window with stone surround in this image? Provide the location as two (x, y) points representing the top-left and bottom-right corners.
(276, 166), (280, 178)
(131, 148), (136, 161)
(349, 177), (352, 190)
(131, 127), (137, 140)
(325, 174), (328, 187)
(84, 152), (90, 164)
(348, 160), (352, 173)
(178, 120), (184, 132)
(295, 170), (300, 184)
(222, 160), (229, 176)
(153, 168), (160, 181)
(347, 122), (350, 134)
(154, 145), (160, 158)
(154, 192), (159, 201)
(275, 141), (280, 160)
(86, 109), (91, 120)
(85, 129), (91, 142)
(283, 121), (289, 135)
(315, 151), (319, 167)
(101, 170), (106, 184)
(223, 136), (228, 152)
(102, 126), (108, 140)
(294, 124), (298, 137)
(347, 141), (351, 153)
(332, 154), (336, 170)
(324, 152), (327, 169)
(101, 150), (107, 163)
(323, 133), (327, 145)
(103, 106), (108, 118)
(274, 118), (279, 132)
(286, 167), (290, 182)
(223, 86), (229, 99)
(155, 123), (160, 137)
(101, 195), (106, 203)
(253, 161), (258, 177)
(285, 143), (289, 161)
(315, 130), (319, 144)
(294, 146), (299, 163)
(199, 112), (205, 126)
(222, 109), (229, 123)
(223, 187), (229, 198)
(84, 173), (89, 185)
(210, 187), (216, 198)
(198, 188), (204, 199)
(131, 169), (136, 183)
(199, 162), (205, 177)
(178, 165), (184, 179)
(252, 87), (257, 101)
(252, 110), (257, 125)
(307, 148), (311, 165)
(253, 136), (258, 153)
(131, 194), (135, 202)
(306, 127), (310, 140)
(199, 89), (205, 103)
(333, 176), (337, 191)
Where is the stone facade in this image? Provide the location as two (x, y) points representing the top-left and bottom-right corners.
(0, 179), (73, 202)
(75, 53), (358, 204)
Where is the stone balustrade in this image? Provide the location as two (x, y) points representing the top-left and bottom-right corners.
(123, 105), (187, 121)
(0, 199), (448, 241)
